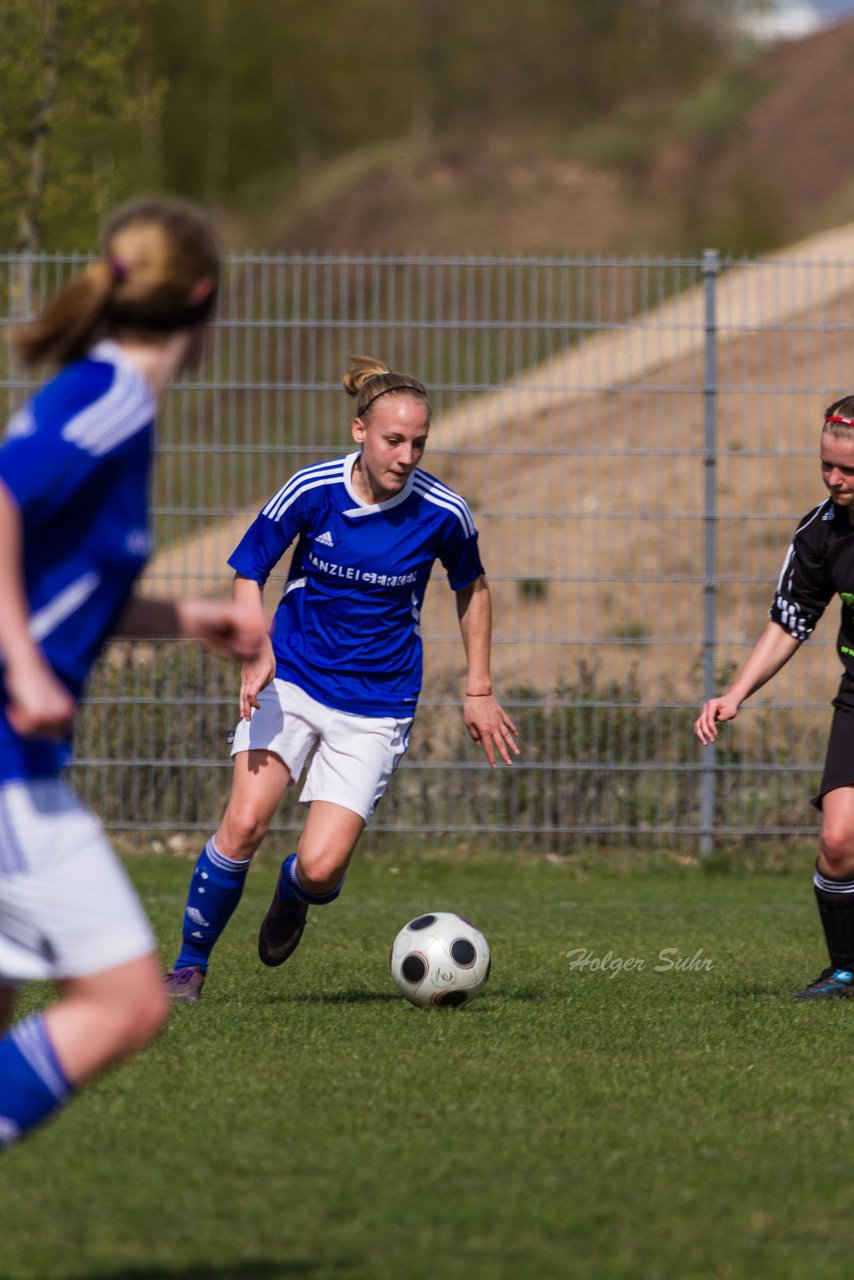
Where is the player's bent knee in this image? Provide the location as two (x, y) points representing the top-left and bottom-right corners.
(92, 970), (169, 1059)
(298, 855), (347, 896)
(219, 808), (270, 854)
(114, 986), (169, 1056)
(819, 826), (854, 874)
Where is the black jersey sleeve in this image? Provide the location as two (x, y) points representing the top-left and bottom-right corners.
(769, 503), (835, 640)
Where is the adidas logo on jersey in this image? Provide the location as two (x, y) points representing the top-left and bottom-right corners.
(315, 530), (334, 546)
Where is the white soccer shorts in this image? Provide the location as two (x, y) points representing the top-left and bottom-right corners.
(0, 778), (155, 986)
(229, 679), (413, 822)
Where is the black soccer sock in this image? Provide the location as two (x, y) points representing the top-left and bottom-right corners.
(813, 864), (854, 969)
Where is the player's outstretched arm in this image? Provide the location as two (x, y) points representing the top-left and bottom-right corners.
(455, 576), (520, 767)
(115, 594), (266, 663)
(694, 620), (802, 745)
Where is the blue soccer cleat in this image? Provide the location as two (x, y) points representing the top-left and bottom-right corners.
(791, 966), (854, 1000)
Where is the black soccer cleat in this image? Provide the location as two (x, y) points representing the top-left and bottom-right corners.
(791, 966), (854, 1001)
(258, 887), (308, 967)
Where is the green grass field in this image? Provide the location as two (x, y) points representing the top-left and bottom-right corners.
(4, 850), (854, 1280)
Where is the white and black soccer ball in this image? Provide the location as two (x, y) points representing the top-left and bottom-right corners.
(389, 911), (491, 1008)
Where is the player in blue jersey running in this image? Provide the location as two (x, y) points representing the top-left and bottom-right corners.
(163, 354), (519, 1000)
(0, 197), (266, 1147)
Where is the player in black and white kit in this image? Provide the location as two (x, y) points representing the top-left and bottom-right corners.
(696, 396), (854, 999)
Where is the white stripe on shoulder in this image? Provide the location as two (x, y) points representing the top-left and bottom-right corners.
(774, 501), (834, 590)
(796, 499), (833, 533)
(29, 572), (101, 642)
(263, 459), (346, 521)
(775, 543), (795, 594)
(412, 472), (477, 536)
(61, 364), (154, 457)
(5, 404), (35, 440)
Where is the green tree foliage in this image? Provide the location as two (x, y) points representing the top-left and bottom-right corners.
(148, 0), (417, 199)
(0, 0), (162, 250)
(409, 0), (733, 137)
(0, 0), (739, 248)
(149, 0), (737, 204)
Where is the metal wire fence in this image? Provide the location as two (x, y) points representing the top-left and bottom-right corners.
(3, 246), (854, 855)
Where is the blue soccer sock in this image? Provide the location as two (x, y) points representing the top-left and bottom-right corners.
(0, 1012), (73, 1149)
(278, 852), (344, 906)
(174, 837), (252, 972)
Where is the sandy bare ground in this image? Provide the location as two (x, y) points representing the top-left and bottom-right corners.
(143, 222), (854, 707)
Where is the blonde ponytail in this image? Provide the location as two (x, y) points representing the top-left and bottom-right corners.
(14, 260), (116, 367)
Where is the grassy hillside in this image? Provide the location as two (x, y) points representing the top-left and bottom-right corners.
(220, 21), (854, 258)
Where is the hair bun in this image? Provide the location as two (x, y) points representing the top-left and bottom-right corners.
(343, 354), (389, 396)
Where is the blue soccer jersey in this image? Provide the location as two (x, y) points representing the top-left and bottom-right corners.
(0, 340), (155, 781)
(228, 452), (485, 717)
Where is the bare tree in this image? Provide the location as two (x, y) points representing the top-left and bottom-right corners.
(0, 0), (160, 251)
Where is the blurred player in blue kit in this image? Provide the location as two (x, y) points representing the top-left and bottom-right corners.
(696, 396), (854, 999)
(0, 198), (266, 1147)
(163, 355), (519, 1000)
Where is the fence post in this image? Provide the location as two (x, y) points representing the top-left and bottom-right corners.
(699, 248), (720, 859)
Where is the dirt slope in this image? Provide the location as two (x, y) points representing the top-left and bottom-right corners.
(234, 21), (854, 260)
(145, 220), (854, 713)
(151, 22), (854, 713)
